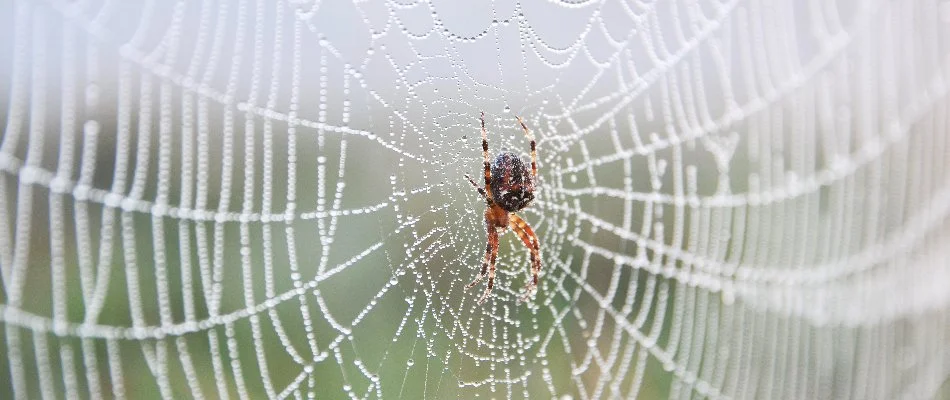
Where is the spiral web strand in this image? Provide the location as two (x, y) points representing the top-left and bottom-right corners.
(1, 0), (950, 398)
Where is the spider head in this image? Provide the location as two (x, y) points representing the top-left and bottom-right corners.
(490, 151), (535, 212)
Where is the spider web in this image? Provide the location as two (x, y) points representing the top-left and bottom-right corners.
(2, 0), (950, 398)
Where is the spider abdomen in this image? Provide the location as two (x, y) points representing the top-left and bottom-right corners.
(490, 151), (535, 212)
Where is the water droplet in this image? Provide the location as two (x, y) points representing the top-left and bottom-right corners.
(503, 105), (511, 113)
(84, 120), (100, 136)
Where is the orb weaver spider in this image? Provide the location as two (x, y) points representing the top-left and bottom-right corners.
(464, 112), (541, 304)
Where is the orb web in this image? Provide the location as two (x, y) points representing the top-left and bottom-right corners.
(1, 0), (950, 398)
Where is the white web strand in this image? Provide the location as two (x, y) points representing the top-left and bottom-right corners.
(1, 0), (950, 399)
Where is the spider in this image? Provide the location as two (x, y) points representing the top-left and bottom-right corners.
(464, 112), (541, 304)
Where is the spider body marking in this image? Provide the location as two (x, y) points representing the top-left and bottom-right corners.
(490, 151), (535, 212)
(464, 112), (542, 304)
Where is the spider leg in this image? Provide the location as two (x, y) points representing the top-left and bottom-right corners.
(481, 112), (493, 198)
(509, 214), (541, 301)
(465, 239), (492, 290)
(465, 238), (490, 289)
(516, 116), (538, 180)
(466, 211), (495, 289)
(477, 235), (498, 304)
(468, 215), (499, 304)
(464, 174), (488, 200)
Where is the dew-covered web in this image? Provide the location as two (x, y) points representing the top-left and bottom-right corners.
(2, 0), (950, 398)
